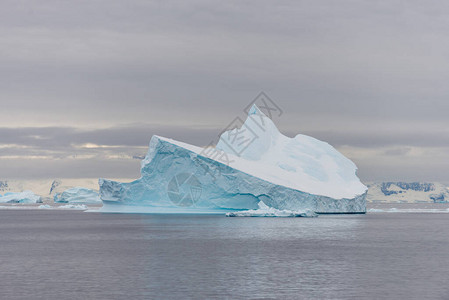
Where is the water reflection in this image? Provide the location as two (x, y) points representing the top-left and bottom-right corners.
(139, 215), (365, 299)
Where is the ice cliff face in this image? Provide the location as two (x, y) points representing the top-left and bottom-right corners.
(99, 105), (367, 214)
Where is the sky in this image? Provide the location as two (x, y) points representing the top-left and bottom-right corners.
(0, 0), (448, 183)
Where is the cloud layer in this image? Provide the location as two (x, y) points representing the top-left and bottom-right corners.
(0, 0), (448, 182)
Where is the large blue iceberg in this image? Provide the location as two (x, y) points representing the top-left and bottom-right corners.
(99, 105), (367, 214)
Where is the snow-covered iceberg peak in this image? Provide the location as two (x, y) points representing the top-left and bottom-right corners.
(215, 104), (367, 199)
(217, 104), (281, 161)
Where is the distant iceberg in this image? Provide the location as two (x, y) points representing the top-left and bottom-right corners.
(367, 182), (449, 203)
(54, 187), (101, 204)
(99, 105), (367, 214)
(0, 191), (41, 204)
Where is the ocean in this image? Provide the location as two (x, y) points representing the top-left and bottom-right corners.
(0, 206), (448, 299)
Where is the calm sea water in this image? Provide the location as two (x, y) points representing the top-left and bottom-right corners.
(0, 208), (448, 300)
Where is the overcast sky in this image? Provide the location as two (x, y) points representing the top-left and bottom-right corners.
(1, 0), (448, 183)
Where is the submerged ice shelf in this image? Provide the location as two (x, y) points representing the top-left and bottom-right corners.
(226, 201), (318, 217)
(99, 105), (367, 214)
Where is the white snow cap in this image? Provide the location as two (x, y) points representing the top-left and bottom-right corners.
(160, 105), (367, 199)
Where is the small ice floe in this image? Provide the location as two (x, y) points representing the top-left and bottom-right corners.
(226, 201), (318, 217)
(38, 204), (53, 209)
(57, 204), (88, 210)
(39, 204), (88, 210)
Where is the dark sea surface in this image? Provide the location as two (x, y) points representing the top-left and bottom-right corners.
(0, 208), (448, 300)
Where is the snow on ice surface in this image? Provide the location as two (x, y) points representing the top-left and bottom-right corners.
(226, 201), (317, 217)
(54, 187), (101, 204)
(162, 104), (366, 199)
(0, 191), (41, 203)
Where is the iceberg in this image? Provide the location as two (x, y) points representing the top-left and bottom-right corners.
(54, 187), (101, 204)
(99, 105), (367, 214)
(0, 191), (42, 204)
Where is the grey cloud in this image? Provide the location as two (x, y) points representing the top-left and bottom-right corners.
(0, 125), (219, 149)
(0, 0), (448, 181)
(0, 157), (141, 180)
(383, 147), (412, 156)
(1, 123), (449, 152)
(354, 155), (449, 184)
(1, 123), (448, 182)
(298, 130), (449, 148)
